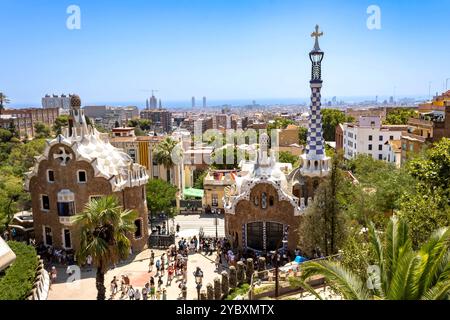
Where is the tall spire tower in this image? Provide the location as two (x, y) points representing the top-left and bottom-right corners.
(300, 25), (330, 177)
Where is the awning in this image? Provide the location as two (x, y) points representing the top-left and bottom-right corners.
(183, 188), (204, 199)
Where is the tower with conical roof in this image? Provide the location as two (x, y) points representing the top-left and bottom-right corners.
(300, 25), (331, 177)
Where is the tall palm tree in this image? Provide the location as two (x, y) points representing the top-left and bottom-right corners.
(154, 137), (179, 183)
(72, 196), (137, 300)
(299, 216), (450, 300)
(0, 92), (10, 115)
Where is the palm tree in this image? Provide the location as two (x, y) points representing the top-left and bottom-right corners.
(299, 216), (450, 300)
(154, 137), (179, 183)
(72, 196), (137, 300)
(0, 92), (10, 115)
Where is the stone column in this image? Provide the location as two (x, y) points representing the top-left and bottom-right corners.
(221, 271), (230, 297)
(246, 258), (254, 283)
(258, 256), (267, 280)
(237, 261), (245, 284)
(214, 277), (222, 300)
(229, 266), (237, 289)
(206, 283), (214, 300)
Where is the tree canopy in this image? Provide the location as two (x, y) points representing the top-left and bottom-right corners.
(321, 109), (354, 141)
(146, 178), (178, 217)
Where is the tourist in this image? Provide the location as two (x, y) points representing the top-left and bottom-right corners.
(142, 285), (148, 300)
(157, 276), (163, 289)
(134, 287), (141, 300)
(215, 254), (221, 272)
(110, 276), (118, 298)
(167, 264), (174, 286)
(149, 276), (155, 287)
(86, 254), (93, 272)
(160, 254), (165, 273)
(149, 282), (156, 300)
(162, 288), (167, 300)
(50, 266), (57, 284)
(176, 223), (180, 233)
(128, 285), (135, 300)
(155, 259), (161, 276)
(155, 289), (161, 300)
(148, 253), (154, 273)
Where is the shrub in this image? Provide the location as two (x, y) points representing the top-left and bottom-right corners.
(0, 241), (38, 300)
(225, 283), (250, 300)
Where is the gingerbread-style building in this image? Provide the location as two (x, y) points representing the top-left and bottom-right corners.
(25, 95), (149, 253)
(224, 26), (330, 254)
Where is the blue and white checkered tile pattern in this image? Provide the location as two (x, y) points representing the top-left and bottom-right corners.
(305, 87), (325, 158)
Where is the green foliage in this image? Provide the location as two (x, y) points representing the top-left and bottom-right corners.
(52, 115), (69, 135)
(300, 216), (450, 300)
(406, 138), (450, 193)
(33, 122), (51, 139)
(73, 196), (137, 300)
(384, 108), (417, 125)
(0, 128), (13, 142)
(154, 137), (178, 168)
(193, 170), (207, 189)
(146, 179), (177, 217)
(0, 241), (38, 300)
(278, 151), (299, 167)
(299, 155), (348, 256)
(6, 138), (46, 176)
(321, 109), (354, 141)
(225, 283), (250, 300)
(128, 119), (152, 131)
(398, 187), (450, 248)
(267, 118), (294, 131)
(298, 126), (307, 146)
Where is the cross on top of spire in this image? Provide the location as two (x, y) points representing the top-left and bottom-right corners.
(311, 24), (323, 51)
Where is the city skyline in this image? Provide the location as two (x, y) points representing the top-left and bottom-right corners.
(1, 0), (450, 106)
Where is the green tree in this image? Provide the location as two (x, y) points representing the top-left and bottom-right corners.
(0, 92), (10, 114)
(398, 186), (450, 248)
(384, 108), (417, 125)
(298, 126), (308, 146)
(321, 109), (354, 141)
(34, 122), (51, 139)
(278, 151), (299, 167)
(53, 115), (69, 135)
(300, 216), (450, 300)
(154, 137), (178, 169)
(193, 170), (207, 189)
(0, 172), (24, 231)
(146, 179), (178, 218)
(73, 196), (137, 300)
(6, 138), (46, 176)
(267, 118), (295, 131)
(299, 154), (348, 256)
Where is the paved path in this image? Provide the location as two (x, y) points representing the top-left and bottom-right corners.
(173, 214), (225, 238)
(47, 248), (223, 300)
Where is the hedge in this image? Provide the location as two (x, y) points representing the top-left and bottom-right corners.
(0, 241), (38, 300)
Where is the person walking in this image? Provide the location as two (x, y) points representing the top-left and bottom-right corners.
(148, 251), (154, 273)
(155, 289), (161, 301)
(142, 284), (148, 301)
(50, 266), (57, 285)
(110, 276), (118, 298)
(162, 288), (167, 300)
(134, 287), (141, 300)
(155, 259), (161, 277)
(167, 264), (174, 286)
(157, 276), (163, 290)
(128, 286), (135, 300)
(149, 283), (156, 300)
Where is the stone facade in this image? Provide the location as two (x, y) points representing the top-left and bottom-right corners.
(25, 95), (149, 253)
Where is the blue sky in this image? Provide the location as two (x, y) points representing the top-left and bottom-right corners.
(1, 0), (450, 106)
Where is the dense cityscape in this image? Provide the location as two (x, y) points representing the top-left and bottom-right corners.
(1, 1), (450, 310)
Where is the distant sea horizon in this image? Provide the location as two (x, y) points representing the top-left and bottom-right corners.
(8, 94), (429, 110)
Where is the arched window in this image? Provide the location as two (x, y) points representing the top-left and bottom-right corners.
(269, 196), (274, 206)
(261, 192), (267, 209)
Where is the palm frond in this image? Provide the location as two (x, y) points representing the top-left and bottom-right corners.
(421, 280), (450, 300)
(301, 260), (371, 300)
